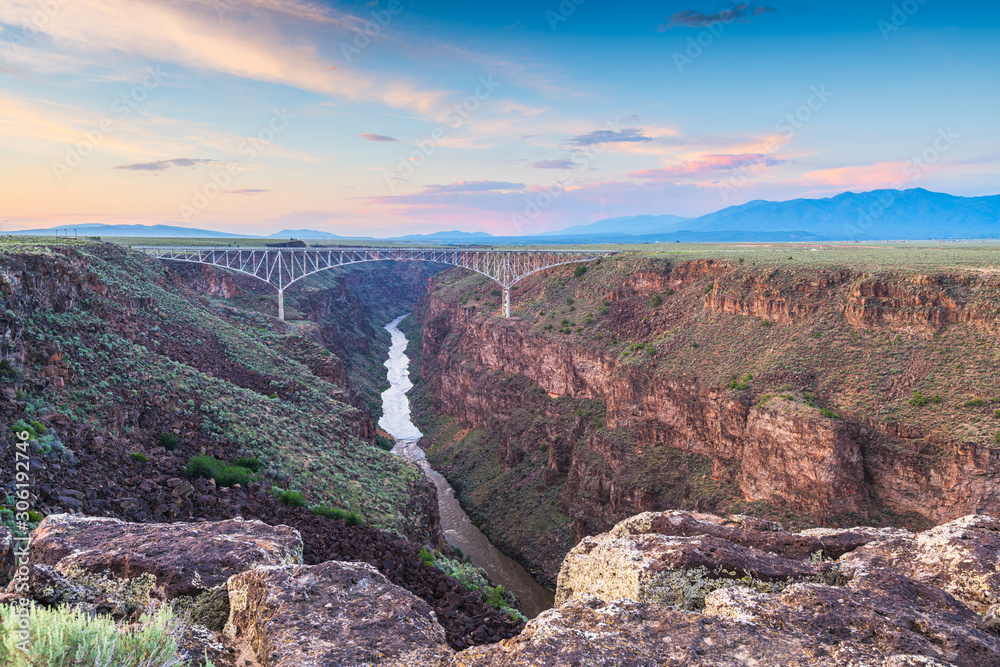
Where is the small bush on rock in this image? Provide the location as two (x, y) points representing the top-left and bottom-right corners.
(159, 432), (179, 451)
(129, 452), (148, 463)
(186, 454), (252, 488)
(231, 456), (263, 472)
(309, 504), (364, 525)
(276, 488), (306, 508)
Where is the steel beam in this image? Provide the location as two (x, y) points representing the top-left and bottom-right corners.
(134, 246), (614, 319)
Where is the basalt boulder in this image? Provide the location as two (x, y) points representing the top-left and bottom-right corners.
(8, 514), (302, 628)
(466, 510), (1000, 666)
(224, 560), (454, 666)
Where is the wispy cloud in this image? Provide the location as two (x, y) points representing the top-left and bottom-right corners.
(423, 181), (524, 194)
(359, 133), (398, 142)
(567, 127), (654, 147)
(628, 153), (787, 180)
(662, 4), (776, 29)
(114, 158), (224, 172)
(0, 0), (447, 116)
(532, 159), (577, 169)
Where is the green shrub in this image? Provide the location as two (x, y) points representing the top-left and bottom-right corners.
(573, 265), (587, 278)
(277, 489), (306, 508)
(964, 398), (985, 408)
(909, 392), (928, 407)
(930, 394), (942, 404)
(159, 432), (180, 451)
(10, 419), (36, 440)
(309, 505), (363, 525)
(29, 420), (46, 435)
(490, 288), (501, 297)
(994, 409), (1000, 419)
(186, 454), (252, 488)
(419, 546), (435, 567)
(566, 297), (574, 305)
(803, 392), (816, 406)
(820, 408), (837, 419)
(129, 452), (148, 463)
(0, 603), (183, 667)
(231, 456), (263, 472)
(598, 305), (609, 315)
(650, 294), (663, 307)
(728, 374), (753, 391)
(995, 432), (1000, 444)
(583, 317), (593, 326)
(374, 434), (395, 451)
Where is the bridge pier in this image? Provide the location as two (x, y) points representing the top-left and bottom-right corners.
(502, 286), (511, 318)
(278, 288), (284, 321)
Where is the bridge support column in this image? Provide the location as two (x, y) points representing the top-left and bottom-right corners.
(502, 286), (511, 318)
(277, 288), (284, 321)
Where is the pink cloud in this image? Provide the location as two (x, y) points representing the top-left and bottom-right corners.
(628, 153), (787, 180)
(801, 162), (911, 188)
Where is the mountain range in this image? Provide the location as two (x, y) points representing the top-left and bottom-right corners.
(7, 189), (999, 242)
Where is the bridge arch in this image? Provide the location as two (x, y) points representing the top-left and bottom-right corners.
(135, 246), (613, 319)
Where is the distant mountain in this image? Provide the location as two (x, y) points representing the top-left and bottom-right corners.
(536, 214), (689, 237)
(8, 223), (250, 238)
(394, 230), (496, 241)
(267, 229), (356, 239)
(546, 189), (1000, 240)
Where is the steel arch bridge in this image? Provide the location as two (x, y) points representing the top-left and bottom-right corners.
(134, 246), (614, 319)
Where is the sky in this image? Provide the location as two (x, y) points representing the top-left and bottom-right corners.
(1, 0), (998, 237)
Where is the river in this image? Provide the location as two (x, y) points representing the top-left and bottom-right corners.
(377, 313), (555, 619)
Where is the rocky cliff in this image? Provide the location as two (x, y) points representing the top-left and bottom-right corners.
(10, 510), (995, 666)
(415, 255), (1000, 585)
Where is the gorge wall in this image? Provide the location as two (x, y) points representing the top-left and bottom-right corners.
(414, 255), (1000, 585)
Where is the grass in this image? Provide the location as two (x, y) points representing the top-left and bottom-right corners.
(130, 452), (149, 463)
(0, 604), (189, 667)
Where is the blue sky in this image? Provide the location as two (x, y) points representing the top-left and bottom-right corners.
(1, 0), (997, 236)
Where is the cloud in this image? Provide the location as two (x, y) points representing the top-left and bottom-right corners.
(662, 4), (776, 29)
(532, 159), (577, 169)
(628, 153), (787, 180)
(227, 188), (270, 194)
(359, 133), (398, 142)
(0, 0), (446, 116)
(114, 158), (224, 172)
(567, 128), (654, 147)
(422, 181), (524, 194)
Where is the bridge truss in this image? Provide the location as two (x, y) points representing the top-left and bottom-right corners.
(134, 246), (613, 319)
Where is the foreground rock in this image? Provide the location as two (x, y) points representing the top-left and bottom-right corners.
(225, 560), (454, 666)
(7, 514), (302, 628)
(463, 510), (1000, 667)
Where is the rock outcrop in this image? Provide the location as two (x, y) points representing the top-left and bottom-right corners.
(9, 514), (302, 628)
(225, 560), (454, 666)
(487, 510), (1000, 667)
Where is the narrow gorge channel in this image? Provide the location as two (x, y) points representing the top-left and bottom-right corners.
(377, 314), (555, 618)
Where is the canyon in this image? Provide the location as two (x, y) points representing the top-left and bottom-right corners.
(3, 240), (1000, 665)
(415, 253), (1000, 585)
